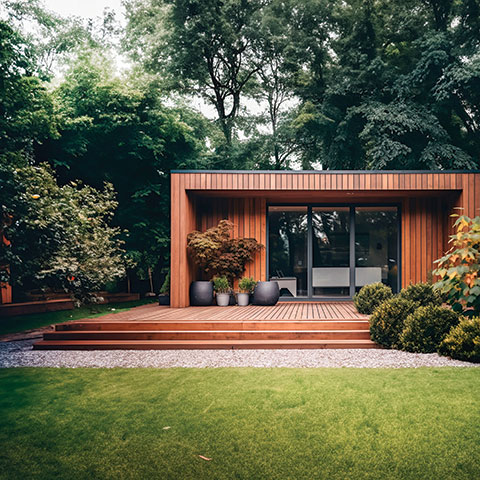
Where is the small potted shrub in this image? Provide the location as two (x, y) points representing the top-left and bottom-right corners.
(213, 276), (231, 306)
(187, 220), (263, 306)
(237, 277), (257, 306)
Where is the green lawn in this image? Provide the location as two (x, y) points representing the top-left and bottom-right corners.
(0, 299), (156, 336)
(0, 368), (479, 479)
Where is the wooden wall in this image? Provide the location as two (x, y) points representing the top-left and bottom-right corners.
(171, 171), (480, 307)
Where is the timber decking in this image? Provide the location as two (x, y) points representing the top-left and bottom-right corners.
(33, 302), (378, 350)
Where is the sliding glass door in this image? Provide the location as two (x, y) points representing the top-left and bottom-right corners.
(268, 206), (308, 297)
(268, 205), (399, 299)
(312, 207), (350, 297)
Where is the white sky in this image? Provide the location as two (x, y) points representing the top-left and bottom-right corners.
(43, 0), (125, 20)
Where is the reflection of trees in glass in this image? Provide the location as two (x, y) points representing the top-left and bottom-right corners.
(355, 211), (397, 267)
(313, 211), (349, 267)
(269, 211), (307, 277)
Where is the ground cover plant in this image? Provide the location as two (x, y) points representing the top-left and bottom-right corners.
(0, 299), (156, 336)
(0, 368), (479, 480)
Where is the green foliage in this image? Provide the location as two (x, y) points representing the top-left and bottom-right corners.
(354, 282), (393, 314)
(238, 277), (257, 294)
(439, 316), (480, 363)
(399, 282), (443, 307)
(36, 50), (212, 275)
(213, 276), (230, 294)
(187, 220), (263, 282)
(400, 305), (459, 353)
(434, 214), (480, 317)
(369, 297), (417, 348)
(0, 21), (59, 160)
(0, 161), (126, 303)
(160, 270), (170, 295)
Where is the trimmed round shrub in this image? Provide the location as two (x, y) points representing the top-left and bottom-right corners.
(354, 282), (393, 314)
(369, 297), (418, 348)
(400, 305), (459, 353)
(439, 316), (480, 363)
(398, 282), (442, 307)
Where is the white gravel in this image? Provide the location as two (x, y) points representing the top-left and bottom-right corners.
(0, 339), (477, 368)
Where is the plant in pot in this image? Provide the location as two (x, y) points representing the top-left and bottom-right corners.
(238, 277), (257, 306)
(187, 220), (263, 306)
(213, 276), (231, 306)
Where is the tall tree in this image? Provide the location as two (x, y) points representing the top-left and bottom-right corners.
(125, 0), (265, 149)
(36, 50), (212, 278)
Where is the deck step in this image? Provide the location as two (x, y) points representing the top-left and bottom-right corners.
(33, 339), (379, 350)
(55, 320), (370, 332)
(45, 329), (371, 341)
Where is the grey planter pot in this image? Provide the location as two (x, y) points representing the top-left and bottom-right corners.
(216, 293), (230, 307)
(237, 292), (250, 306)
(253, 281), (280, 306)
(189, 281), (214, 306)
(158, 294), (170, 306)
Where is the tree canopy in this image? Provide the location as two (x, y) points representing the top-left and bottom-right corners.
(1, 0), (479, 296)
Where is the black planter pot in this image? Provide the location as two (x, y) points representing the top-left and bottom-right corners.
(253, 281), (280, 306)
(190, 281), (214, 306)
(158, 294), (170, 306)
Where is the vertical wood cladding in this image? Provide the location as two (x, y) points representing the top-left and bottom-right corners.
(172, 171), (480, 307)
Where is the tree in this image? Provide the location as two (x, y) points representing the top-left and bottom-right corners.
(434, 213), (480, 317)
(0, 20), (58, 161)
(0, 160), (126, 303)
(124, 0), (265, 148)
(36, 50), (212, 280)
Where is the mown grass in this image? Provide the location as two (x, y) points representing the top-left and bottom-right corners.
(0, 299), (156, 336)
(0, 367), (479, 479)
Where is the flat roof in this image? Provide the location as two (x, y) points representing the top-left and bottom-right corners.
(171, 169), (480, 174)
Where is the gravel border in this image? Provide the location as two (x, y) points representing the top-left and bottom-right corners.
(0, 339), (477, 368)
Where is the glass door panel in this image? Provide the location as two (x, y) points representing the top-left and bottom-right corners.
(355, 207), (399, 293)
(268, 206), (308, 297)
(312, 207), (350, 297)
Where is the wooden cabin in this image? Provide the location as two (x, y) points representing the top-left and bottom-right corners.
(170, 170), (480, 308)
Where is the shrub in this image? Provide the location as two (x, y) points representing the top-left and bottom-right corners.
(238, 277), (257, 293)
(353, 282), (393, 314)
(439, 316), (480, 363)
(213, 276), (230, 294)
(434, 214), (480, 317)
(399, 282), (442, 307)
(187, 220), (263, 283)
(400, 305), (459, 353)
(160, 270), (170, 295)
(369, 297), (417, 348)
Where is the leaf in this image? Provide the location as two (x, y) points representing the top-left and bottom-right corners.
(198, 455), (212, 461)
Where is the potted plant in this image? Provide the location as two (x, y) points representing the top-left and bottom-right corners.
(213, 276), (230, 307)
(187, 220), (263, 306)
(237, 277), (257, 306)
(158, 270), (170, 306)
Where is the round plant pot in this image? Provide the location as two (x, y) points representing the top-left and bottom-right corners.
(237, 292), (250, 307)
(253, 281), (280, 306)
(189, 281), (214, 306)
(158, 294), (170, 306)
(216, 292), (230, 307)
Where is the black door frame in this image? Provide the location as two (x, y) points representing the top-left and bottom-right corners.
(266, 202), (401, 301)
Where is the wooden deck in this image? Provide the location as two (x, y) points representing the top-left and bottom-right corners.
(34, 302), (377, 350)
(68, 302), (367, 322)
